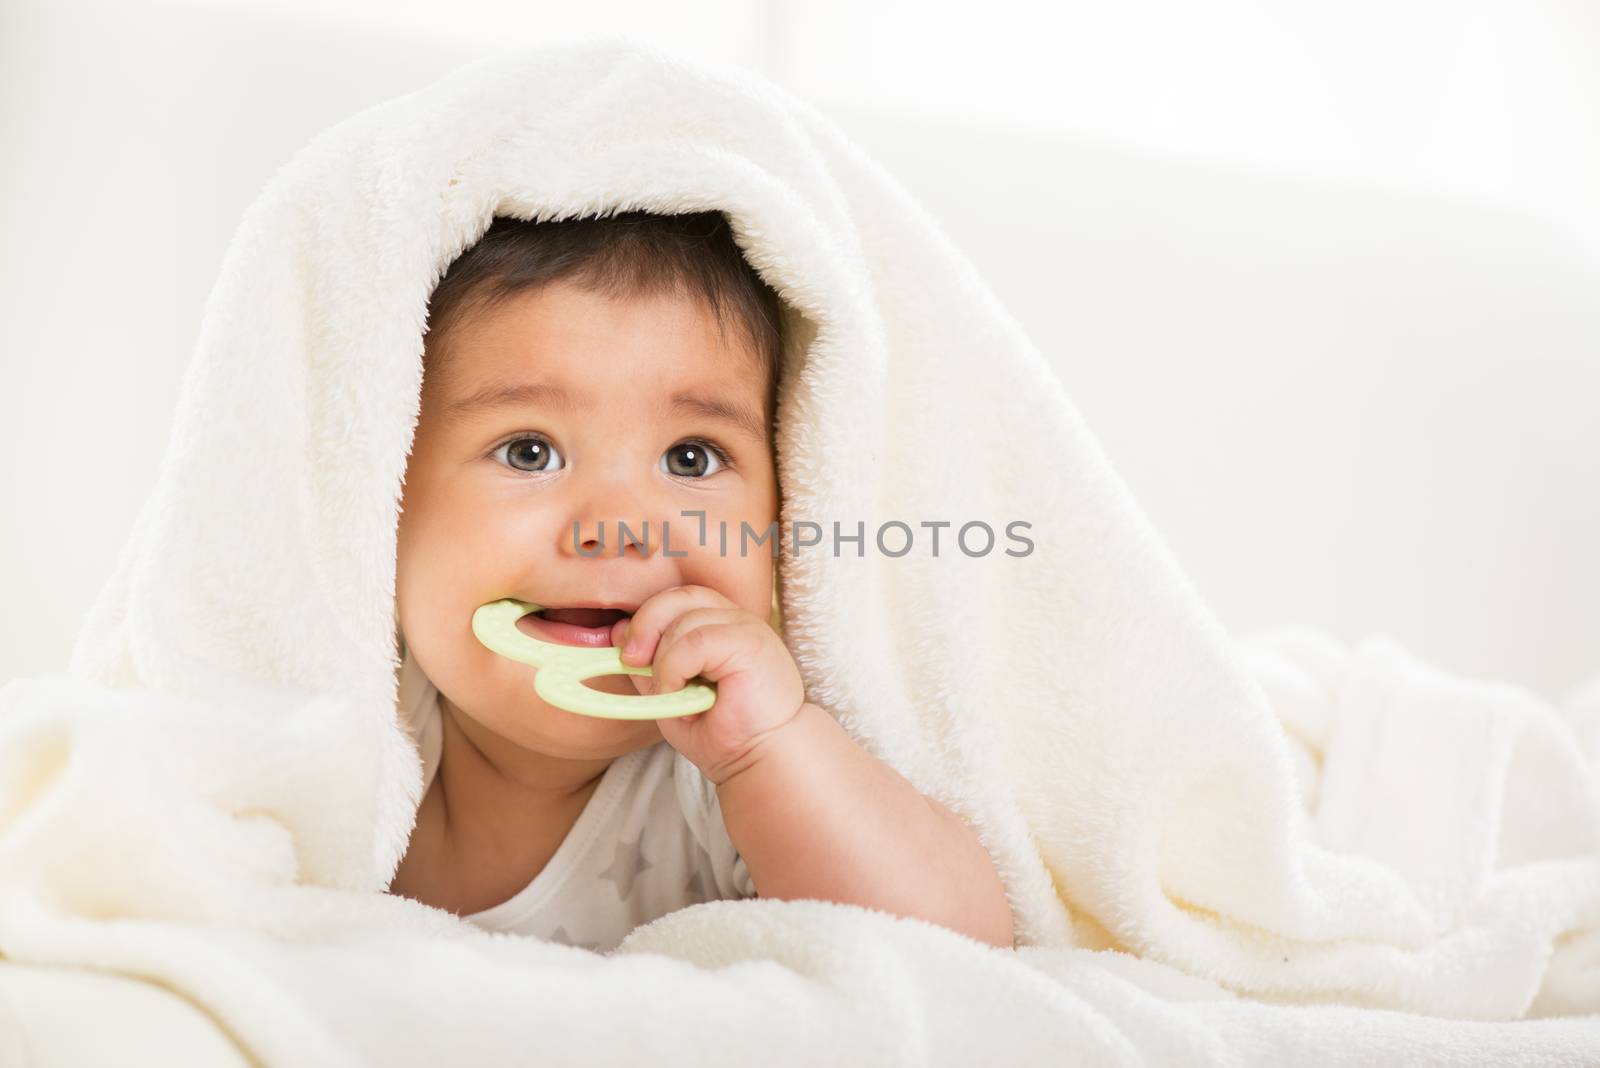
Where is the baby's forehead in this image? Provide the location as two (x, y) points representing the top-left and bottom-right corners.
(435, 286), (769, 375)
(425, 349), (773, 446)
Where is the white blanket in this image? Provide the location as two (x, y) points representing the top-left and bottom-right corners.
(3, 35), (1598, 1064)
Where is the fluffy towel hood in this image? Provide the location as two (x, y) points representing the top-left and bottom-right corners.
(46, 36), (1600, 1021)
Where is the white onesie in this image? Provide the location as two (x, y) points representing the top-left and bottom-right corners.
(396, 640), (756, 952)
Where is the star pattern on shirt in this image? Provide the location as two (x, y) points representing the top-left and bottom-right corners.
(597, 831), (654, 901)
(683, 841), (719, 902)
(546, 925), (604, 953)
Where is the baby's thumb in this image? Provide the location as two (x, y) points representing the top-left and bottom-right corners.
(610, 616), (632, 652)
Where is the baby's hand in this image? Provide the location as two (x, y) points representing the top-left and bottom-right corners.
(610, 584), (803, 784)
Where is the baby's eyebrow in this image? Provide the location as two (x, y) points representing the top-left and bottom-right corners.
(442, 379), (578, 426)
(664, 393), (768, 444)
(441, 378), (767, 443)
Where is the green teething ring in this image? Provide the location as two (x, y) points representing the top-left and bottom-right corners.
(471, 598), (716, 720)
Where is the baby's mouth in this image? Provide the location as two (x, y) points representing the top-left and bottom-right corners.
(515, 606), (632, 649)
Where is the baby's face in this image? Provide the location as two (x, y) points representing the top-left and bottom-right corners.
(396, 279), (779, 759)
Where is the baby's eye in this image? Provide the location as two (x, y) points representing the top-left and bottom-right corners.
(661, 440), (728, 479)
(495, 435), (564, 474)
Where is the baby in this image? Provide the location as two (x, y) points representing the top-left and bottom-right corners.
(386, 211), (1013, 952)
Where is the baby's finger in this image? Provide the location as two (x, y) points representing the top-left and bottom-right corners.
(619, 585), (734, 666)
(652, 621), (761, 695)
(657, 607), (743, 661)
(635, 608), (736, 694)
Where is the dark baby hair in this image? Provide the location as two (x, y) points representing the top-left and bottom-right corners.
(422, 210), (784, 424)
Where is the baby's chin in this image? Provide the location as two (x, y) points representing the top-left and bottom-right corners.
(434, 627), (662, 753)
(579, 672), (646, 698)
(485, 677), (663, 752)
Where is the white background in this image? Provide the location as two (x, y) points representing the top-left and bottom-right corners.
(4, 0), (1597, 700)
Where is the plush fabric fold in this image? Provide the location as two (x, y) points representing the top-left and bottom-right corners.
(2, 34), (1597, 1064)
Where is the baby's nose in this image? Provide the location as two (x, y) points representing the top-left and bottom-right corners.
(562, 513), (677, 560)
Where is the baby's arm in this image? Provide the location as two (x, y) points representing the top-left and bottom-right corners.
(713, 701), (1015, 950)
